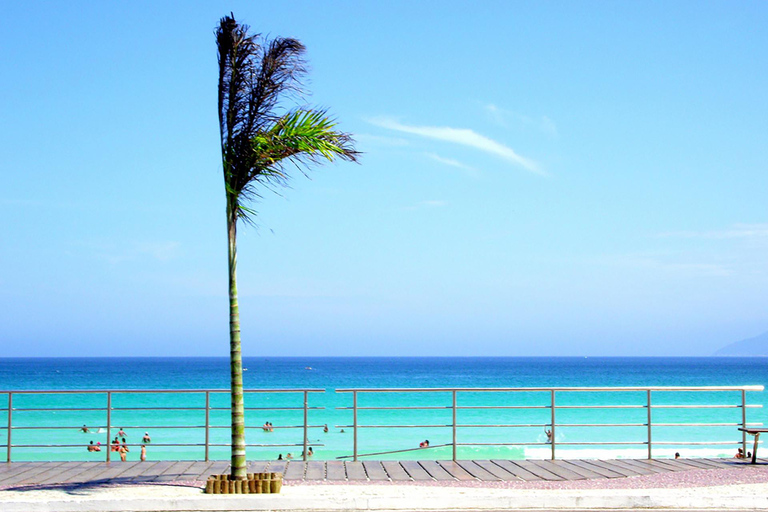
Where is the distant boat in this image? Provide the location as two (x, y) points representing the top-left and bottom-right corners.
(305, 366), (313, 370)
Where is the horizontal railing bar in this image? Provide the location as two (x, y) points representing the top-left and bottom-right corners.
(652, 441), (747, 445)
(7, 443), (208, 448)
(554, 405), (646, 409)
(652, 405), (761, 409)
(458, 423), (570, 428)
(459, 441), (649, 446)
(457, 405), (551, 410)
(538, 423), (647, 427)
(11, 425), (206, 430)
(652, 423), (749, 427)
(10, 408), (106, 412)
(209, 407), (324, 411)
(207, 425), (322, 429)
(0, 389), (326, 394)
(341, 424), (452, 429)
(335, 386), (764, 392)
(111, 407), (205, 411)
(336, 406), (451, 410)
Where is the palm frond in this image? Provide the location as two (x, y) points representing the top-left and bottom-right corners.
(216, 15), (359, 226)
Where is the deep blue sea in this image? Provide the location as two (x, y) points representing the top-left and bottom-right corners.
(0, 357), (765, 462)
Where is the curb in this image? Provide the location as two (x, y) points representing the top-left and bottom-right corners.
(2, 492), (768, 511)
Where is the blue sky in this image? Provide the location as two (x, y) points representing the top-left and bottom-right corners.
(1, 1), (766, 357)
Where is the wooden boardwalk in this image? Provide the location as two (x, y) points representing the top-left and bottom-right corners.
(0, 458), (759, 488)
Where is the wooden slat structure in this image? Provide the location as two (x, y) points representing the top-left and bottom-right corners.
(0, 458), (760, 488)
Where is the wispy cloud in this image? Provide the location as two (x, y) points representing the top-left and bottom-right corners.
(484, 104), (558, 138)
(424, 152), (478, 176)
(368, 117), (543, 175)
(90, 241), (181, 265)
(354, 133), (410, 148)
(401, 200), (448, 211)
(597, 254), (733, 277)
(658, 224), (768, 240)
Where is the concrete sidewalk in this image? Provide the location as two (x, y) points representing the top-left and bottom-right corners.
(2, 482), (768, 511)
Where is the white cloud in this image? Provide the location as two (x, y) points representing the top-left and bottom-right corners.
(597, 254), (733, 277)
(354, 133), (410, 147)
(401, 200), (448, 211)
(90, 240), (181, 264)
(368, 117), (543, 175)
(484, 104), (558, 138)
(424, 152), (478, 176)
(659, 224), (768, 240)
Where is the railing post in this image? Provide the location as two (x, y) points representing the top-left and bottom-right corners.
(646, 389), (652, 460)
(106, 392), (112, 463)
(452, 390), (457, 462)
(353, 391), (358, 462)
(303, 391), (309, 462)
(741, 389), (747, 456)
(550, 390), (556, 460)
(6, 392), (12, 463)
(205, 391), (210, 462)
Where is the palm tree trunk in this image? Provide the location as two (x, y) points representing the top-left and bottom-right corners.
(227, 206), (247, 479)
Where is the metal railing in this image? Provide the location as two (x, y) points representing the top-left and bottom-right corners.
(335, 386), (764, 461)
(0, 389), (324, 463)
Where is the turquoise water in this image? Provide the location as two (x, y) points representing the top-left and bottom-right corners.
(0, 357), (764, 462)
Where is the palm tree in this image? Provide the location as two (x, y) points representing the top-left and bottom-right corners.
(215, 14), (358, 479)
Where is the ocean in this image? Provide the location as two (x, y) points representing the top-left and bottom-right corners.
(0, 357), (765, 462)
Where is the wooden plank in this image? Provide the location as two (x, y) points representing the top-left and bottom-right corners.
(563, 460), (622, 478)
(419, 460), (455, 481)
(181, 461), (215, 480)
(491, 460), (542, 481)
(0, 462), (37, 475)
(537, 460), (590, 480)
(205, 461), (231, 478)
(598, 459), (654, 476)
(437, 460), (477, 481)
(455, 460), (500, 481)
(305, 460), (325, 480)
(381, 460), (411, 481)
(345, 461), (368, 481)
(58, 462), (120, 484)
(645, 459), (691, 471)
(582, 459), (638, 478)
(80, 460), (139, 483)
(673, 458), (719, 470)
(1, 461), (70, 485)
(0, 462), (52, 484)
(267, 460), (288, 474)
(18, 461), (83, 485)
(45, 462), (107, 484)
(325, 461), (346, 481)
(619, 459), (672, 473)
(153, 461), (198, 482)
(400, 460), (432, 481)
(247, 460), (270, 473)
(694, 458), (731, 469)
(513, 460), (564, 480)
(362, 461), (389, 481)
(283, 461), (306, 480)
(473, 460), (519, 481)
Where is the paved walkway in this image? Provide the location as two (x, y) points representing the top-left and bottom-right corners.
(0, 458), (759, 487)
